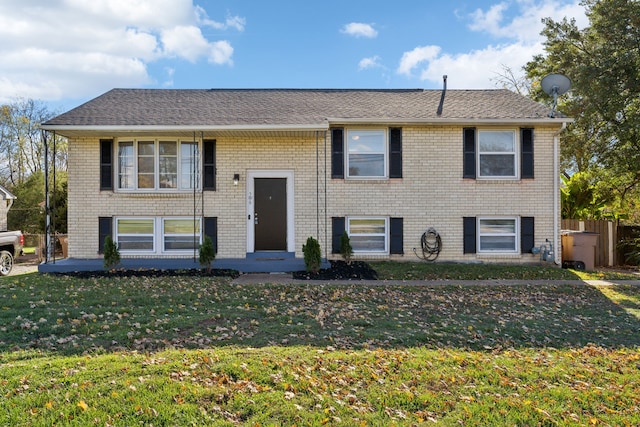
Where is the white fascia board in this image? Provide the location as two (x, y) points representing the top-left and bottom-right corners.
(327, 117), (574, 126)
(40, 124), (329, 132)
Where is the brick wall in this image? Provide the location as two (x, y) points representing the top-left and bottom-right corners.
(66, 125), (560, 265)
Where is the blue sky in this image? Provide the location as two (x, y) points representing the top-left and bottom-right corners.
(0, 0), (587, 110)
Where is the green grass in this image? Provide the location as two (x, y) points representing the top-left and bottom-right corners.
(1, 270), (640, 426)
(371, 261), (640, 280)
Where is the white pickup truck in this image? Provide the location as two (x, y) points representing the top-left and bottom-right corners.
(0, 230), (24, 276)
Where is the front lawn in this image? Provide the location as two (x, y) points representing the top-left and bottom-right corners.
(1, 271), (640, 425)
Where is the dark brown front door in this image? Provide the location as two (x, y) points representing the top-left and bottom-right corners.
(254, 178), (287, 251)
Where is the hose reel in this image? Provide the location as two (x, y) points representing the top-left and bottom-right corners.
(414, 227), (442, 262)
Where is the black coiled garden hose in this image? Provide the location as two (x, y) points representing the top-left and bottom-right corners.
(413, 227), (442, 261)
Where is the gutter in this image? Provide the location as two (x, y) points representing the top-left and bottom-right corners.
(327, 118), (574, 126)
(40, 124), (330, 133)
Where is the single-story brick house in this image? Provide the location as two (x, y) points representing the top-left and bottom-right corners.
(41, 88), (570, 270)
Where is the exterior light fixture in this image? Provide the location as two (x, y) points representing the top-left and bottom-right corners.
(233, 174), (240, 186)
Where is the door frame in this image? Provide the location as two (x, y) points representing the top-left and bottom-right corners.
(246, 170), (295, 253)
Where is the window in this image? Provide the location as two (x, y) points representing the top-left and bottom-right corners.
(346, 130), (387, 178)
(478, 130), (517, 178)
(116, 218), (154, 251)
(117, 140), (200, 190)
(478, 218), (518, 253)
(115, 217), (201, 253)
(347, 217), (388, 253)
(163, 218), (200, 251)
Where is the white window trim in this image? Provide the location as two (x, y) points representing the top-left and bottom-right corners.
(476, 129), (519, 180)
(347, 216), (389, 254)
(345, 129), (388, 179)
(115, 138), (201, 192)
(477, 216), (520, 254)
(162, 217), (202, 253)
(115, 217), (202, 255)
(115, 217), (156, 254)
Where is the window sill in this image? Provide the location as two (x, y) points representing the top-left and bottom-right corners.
(476, 253), (522, 259)
(474, 179), (523, 185)
(113, 191), (197, 198)
(341, 178), (392, 184)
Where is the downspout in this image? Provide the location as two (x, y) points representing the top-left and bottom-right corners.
(553, 122), (567, 265)
(316, 130), (319, 238)
(324, 131), (328, 257)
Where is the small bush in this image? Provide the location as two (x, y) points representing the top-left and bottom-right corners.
(103, 236), (120, 270)
(302, 236), (322, 273)
(340, 231), (353, 264)
(199, 235), (216, 272)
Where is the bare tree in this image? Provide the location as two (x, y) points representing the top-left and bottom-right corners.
(491, 64), (532, 96)
(0, 99), (66, 187)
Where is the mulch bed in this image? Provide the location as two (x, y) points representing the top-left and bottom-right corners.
(292, 260), (378, 280)
(48, 260), (378, 280)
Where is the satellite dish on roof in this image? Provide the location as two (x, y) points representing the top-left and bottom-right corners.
(541, 73), (571, 118)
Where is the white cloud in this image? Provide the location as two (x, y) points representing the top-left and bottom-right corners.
(0, 0), (243, 102)
(161, 25), (233, 64)
(397, 46), (441, 76)
(196, 6), (246, 31)
(341, 23), (378, 38)
(419, 43), (543, 89)
(358, 56), (383, 70)
(398, 0), (587, 88)
(469, 0), (588, 43)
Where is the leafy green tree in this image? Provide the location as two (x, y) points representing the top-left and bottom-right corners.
(525, 0), (640, 221)
(7, 170), (67, 234)
(561, 171), (611, 219)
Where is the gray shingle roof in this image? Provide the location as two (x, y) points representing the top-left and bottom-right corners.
(43, 88), (565, 130)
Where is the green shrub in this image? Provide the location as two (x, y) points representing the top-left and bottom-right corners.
(199, 235), (216, 272)
(103, 236), (120, 270)
(340, 231), (353, 264)
(302, 236), (322, 273)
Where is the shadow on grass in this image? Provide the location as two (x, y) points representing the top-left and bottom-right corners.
(2, 270), (640, 357)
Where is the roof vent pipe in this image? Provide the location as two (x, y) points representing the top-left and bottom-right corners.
(436, 75), (447, 116)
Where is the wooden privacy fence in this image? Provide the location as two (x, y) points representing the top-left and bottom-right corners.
(561, 220), (616, 267)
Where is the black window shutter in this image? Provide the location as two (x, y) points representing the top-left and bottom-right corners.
(332, 217), (345, 253)
(463, 217), (476, 254)
(521, 217), (535, 254)
(204, 217), (218, 253)
(203, 139), (216, 190)
(463, 128), (476, 179)
(98, 217), (112, 254)
(100, 139), (113, 190)
(389, 128), (402, 178)
(331, 128), (344, 179)
(390, 217), (404, 254)
(521, 128), (534, 179)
